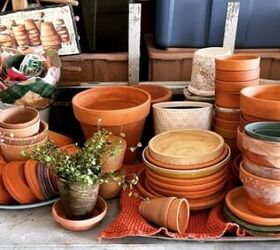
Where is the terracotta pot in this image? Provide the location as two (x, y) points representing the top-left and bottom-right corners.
(215, 55), (260, 71)
(72, 86), (151, 163)
(233, 154), (242, 174)
(215, 105), (240, 121)
(215, 79), (259, 92)
(240, 163), (280, 218)
(139, 197), (176, 228)
(101, 135), (127, 174)
(214, 117), (239, 130)
(216, 68), (260, 82)
(236, 126), (244, 152)
(245, 150), (280, 169)
(48, 130), (74, 147)
(152, 101), (213, 134)
(40, 22), (58, 36)
(224, 138), (239, 159)
(214, 125), (237, 139)
(244, 122), (280, 142)
(57, 180), (100, 220)
(215, 89), (240, 108)
(242, 113), (264, 122)
(133, 84), (172, 104)
(52, 196), (107, 232)
(0, 106), (39, 129)
(98, 175), (124, 199)
(240, 85), (280, 120)
(0, 161), (15, 204)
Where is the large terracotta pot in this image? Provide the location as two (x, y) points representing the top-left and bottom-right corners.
(240, 85), (280, 120)
(215, 89), (240, 108)
(215, 55), (260, 71)
(72, 86), (151, 163)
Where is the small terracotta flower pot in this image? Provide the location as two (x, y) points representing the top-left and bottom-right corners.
(216, 68), (260, 82)
(214, 117), (239, 130)
(215, 55), (260, 71)
(98, 174), (124, 199)
(215, 79), (259, 92)
(215, 89), (240, 108)
(72, 86), (151, 163)
(0, 106), (39, 129)
(240, 85), (280, 120)
(240, 163), (280, 218)
(215, 105), (240, 121)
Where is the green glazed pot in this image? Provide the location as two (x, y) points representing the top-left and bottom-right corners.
(245, 122), (280, 142)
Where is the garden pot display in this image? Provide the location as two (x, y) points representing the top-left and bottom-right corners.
(240, 163), (280, 218)
(152, 102), (213, 135)
(72, 86), (151, 163)
(215, 106), (240, 121)
(57, 180), (100, 220)
(52, 196), (107, 232)
(99, 174), (125, 199)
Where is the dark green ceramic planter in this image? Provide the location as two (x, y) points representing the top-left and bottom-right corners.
(244, 122), (280, 142)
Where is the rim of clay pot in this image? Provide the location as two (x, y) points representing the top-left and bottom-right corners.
(144, 145), (228, 170)
(72, 86), (151, 126)
(215, 105), (240, 113)
(133, 84), (172, 104)
(225, 186), (280, 226)
(0, 106), (39, 129)
(214, 117), (239, 130)
(152, 101), (213, 111)
(215, 55), (260, 71)
(148, 129), (224, 166)
(240, 85), (280, 120)
(52, 196), (107, 231)
(142, 144), (231, 179)
(215, 79), (259, 92)
(195, 47), (231, 57)
(214, 125), (237, 139)
(244, 122), (280, 142)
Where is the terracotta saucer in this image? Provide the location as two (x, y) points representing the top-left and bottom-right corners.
(0, 162), (14, 204)
(225, 187), (280, 226)
(24, 160), (46, 201)
(3, 161), (38, 204)
(43, 166), (58, 197)
(48, 130), (74, 147)
(135, 169), (158, 199)
(37, 162), (52, 200)
(144, 145), (228, 170)
(144, 179), (163, 198)
(49, 170), (59, 193)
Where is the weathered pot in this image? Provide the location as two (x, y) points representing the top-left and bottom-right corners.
(215, 105), (240, 121)
(216, 68), (260, 82)
(215, 79), (259, 92)
(152, 102), (213, 135)
(57, 180), (100, 220)
(214, 117), (239, 131)
(215, 55), (260, 71)
(245, 150), (280, 169)
(72, 86), (151, 163)
(215, 89), (240, 108)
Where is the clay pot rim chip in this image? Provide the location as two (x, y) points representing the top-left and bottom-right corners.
(152, 101), (213, 110)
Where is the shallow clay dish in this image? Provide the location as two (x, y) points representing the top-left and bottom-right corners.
(244, 122), (280, 142)
(148, 129), (224, 166)
(0, 162), (14, 204)
(52, 196), (107, 232)
(143, 145), (230, 179)
(215, 55), (260, 71)
(2, 161), (38, 204)
(225, 187), (280, 226)
(48, 130), (74, 147)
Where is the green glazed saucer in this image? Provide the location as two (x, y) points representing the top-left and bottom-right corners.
(223, 204), (280, 233)
(245, 122), (280, 142)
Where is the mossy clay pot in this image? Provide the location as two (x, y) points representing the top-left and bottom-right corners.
(215, 89), (240, 108)
(216, 68), (260, 82)
(215, 105), (240, 121)
(215, 55), (260, 71)
(244, 122), (280, 142)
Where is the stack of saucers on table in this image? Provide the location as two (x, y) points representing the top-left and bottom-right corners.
(138, 129), (231, 211)
(225, 122), (280, 235)
(214, 55), (260, 159)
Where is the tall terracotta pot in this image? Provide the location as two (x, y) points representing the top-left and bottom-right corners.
(72, 86), (151, 163)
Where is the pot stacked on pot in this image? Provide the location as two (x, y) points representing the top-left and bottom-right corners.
(139, 129), (231, 211)
(214, 55), (260, 159)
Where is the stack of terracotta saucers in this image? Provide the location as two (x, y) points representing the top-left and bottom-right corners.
(224, 122), (280, 235)
(55, 19), (70, 43)
(24, 19), (41, 46)
(214, 55), (260, 158)
(40, 22), (61, 51)
(138, 129), (231, 211)
(11, 24), (29, 47)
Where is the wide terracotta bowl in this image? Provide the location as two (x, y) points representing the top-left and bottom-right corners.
(148, 129), (224, 166)
(240, 163), (280, 218)
(244, 122), (280, 142)
(215, 79), (259, 92)
(52, 196), (107, 232)
(216, 68), (260, 82)
(215, 55), (260, 71)
(214, 117), (239, 131)
(240, 85), (280, 120)
(215, 105), (240, 121)
(142, 144), (230, 179)
(215, 89), (240, 108)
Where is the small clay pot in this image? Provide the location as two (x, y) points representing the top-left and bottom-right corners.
(215, 55), (260, 71)
(0, 106), (39, 129)
(240, 85), (280, 120)
(214, 117), (239, 131)
(215, 79), (259, 92)
(216, 68), (260, 82)
(98, 175), (124, 199)
(215, 105), (240, 121)
(215, 89), (240, 108)
(240, 163), (280, 218)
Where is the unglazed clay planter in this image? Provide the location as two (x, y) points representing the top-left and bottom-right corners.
(245, 150), (280, 169)
(214, 117), (239, 130)
(189, 47), (231, 97)
(215, 55), (260, 71)
(216, 68), (260, 82)
(214, 126), (237, 139)
(239, 163), (280, 218)
(215, 79), (259, 92)
(72, 86), (151, 163)
(215, 89), (240, 108)
(98, 174), (124, 199)
(240, 85), (280, 120)
(48, 130), (74, 147)
(152, 101), (213, 134)
(244, 122), (280, 142)
(215, 105), (240, 121)
(236, 126), (244, 152)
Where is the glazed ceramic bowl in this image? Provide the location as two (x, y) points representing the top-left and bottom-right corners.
(143, 144), (230, 179)
(52, 196), (107, 232)
(240, 85), (280, 120)
(244, 122), (280, 142)
(215, 55), (260, 71)
(215, 105), (240, 121)
(239, 163), (280, 217)
(214, 117), (239, 131)
(148, 129), (224, 166)
(216, 68), (260, 82)
(215, 89), (240, 108)
(215, 79), (259, 92)
(152, 101), (213, 134)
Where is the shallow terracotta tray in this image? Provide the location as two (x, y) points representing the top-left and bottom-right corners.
(148, 129), (224, 166)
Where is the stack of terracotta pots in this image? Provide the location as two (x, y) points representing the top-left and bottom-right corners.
(24, 19), (41, 46)
(0, 34), (15, 48)
(0, 106), (48, 161)
(139, 129), (231, 211)
(40, 22), (61, 51)
(214, 55), (260, 158)
(12, 24), (29, 47)
(55, 19), (70, 43)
